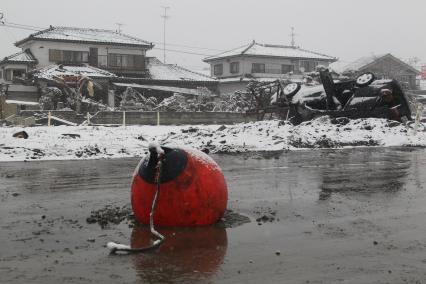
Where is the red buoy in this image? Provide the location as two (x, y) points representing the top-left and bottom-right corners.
(131, 146), (228, 226)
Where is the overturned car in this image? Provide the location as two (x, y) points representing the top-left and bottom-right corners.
(272, 70), (413, 125)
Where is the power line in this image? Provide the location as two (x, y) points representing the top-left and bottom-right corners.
(2, 21), (45, 31)
(151, 47), (212, 57)
(150, 41), (224, 52)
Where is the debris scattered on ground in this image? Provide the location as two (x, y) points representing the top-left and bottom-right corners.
(12, 131), (29, 139)
(217, 210), (251, 228)
(254, 207), (277, 224)
(86, 205), (134, 229)
(1, 117), (426, 161)
(61, 133), (81, 139)
(86, 205), (250, 229)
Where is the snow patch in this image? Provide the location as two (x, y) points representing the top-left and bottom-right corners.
(0, 117), (425, 162)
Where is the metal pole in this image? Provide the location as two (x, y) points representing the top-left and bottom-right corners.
(87, 112), (90, 125)
(157, 111), (160, 126)
(161, 6), (170, 63)
(48, 111), (51, 126)
(413, 103), (424, 136)
(123, 111), (126, 127)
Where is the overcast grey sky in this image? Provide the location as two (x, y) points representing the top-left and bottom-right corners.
(1, 0), (425, 71)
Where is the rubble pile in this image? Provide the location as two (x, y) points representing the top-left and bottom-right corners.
(212, 92), (252, 112)
(119, 87), (251, 112)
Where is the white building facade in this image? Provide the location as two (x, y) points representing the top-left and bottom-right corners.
(204, 41), (337, 94)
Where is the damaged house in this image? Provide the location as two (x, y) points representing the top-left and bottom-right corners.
(0, 25), (220, 118)
(0, 25), (154, 117)
(0, 50), (38, 84)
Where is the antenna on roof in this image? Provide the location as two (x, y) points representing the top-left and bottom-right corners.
(161, 6), (170, 63)
(290, 27), (297, 48)
(115, 23), (124, 33)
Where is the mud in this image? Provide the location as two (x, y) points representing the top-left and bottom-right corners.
(86, 204), (250, 230)
(2, 148), (426, 283)
(86, 204), (134, 229)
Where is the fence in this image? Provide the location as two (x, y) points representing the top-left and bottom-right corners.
(19, 110), (258, 126)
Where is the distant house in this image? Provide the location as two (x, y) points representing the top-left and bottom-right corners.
(334, 53), (420, 90)
(0, 50), (37, 83)
(203, 40), (337, 94)
(10, 26), (153, 78)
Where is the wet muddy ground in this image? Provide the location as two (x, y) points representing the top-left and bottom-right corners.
(1, 148), (426, 283)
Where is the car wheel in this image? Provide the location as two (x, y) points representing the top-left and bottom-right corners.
(355, 72), (375, 87)
(283, 83), (301, 97)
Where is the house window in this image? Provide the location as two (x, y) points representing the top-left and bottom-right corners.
(230, 62), (239, 74)
(252, 63), (265, 73)
(299, 61), (318, 72)
(98, 55), (108, 68)
(49, 49), (89, 63)
(213, 64), (223, 76)
(13, 69), (26, 79)
(108, 54), (144, 70)
(281, 64), (294, 74)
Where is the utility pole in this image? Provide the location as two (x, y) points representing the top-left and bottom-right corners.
(115, 23), (124, 33)
(290, 27), (297, 48)
(161, 6), (170, 63)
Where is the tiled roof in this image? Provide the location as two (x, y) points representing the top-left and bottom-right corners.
(0, 50), (36, 64)
(16, 26), (153, 48)
(204, 41), (337, 62)
(32, 64), (117, 80)
(147, 57), (216, 81)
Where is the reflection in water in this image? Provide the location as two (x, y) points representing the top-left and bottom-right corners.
(131, 225), (227, 283)
(318, 150), (411, 200)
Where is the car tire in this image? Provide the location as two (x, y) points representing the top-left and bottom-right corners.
(355, 72), (375, 87)
(283, 83), (301, 97)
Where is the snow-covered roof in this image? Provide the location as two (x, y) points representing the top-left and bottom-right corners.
(33, 64), (117, 80)
(0, 50), (37, 65)
(333, 54), (420, 74)
(204, 41), (337, 62)
(146, 57), (216, 82)
(16, 26), (153, 48)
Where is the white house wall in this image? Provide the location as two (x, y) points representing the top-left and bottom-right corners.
(21, 41), (147, 68)
(210, 56), (331, 78)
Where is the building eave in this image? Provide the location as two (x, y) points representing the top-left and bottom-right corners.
(204, 53), (338, 63)
(16, 37), (154, 49)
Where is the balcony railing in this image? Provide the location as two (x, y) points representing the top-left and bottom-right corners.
(251, 68), (295, 75)
(95, 55), (145, 72)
